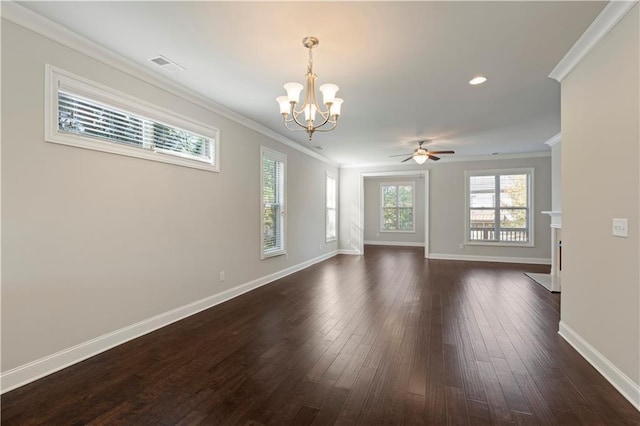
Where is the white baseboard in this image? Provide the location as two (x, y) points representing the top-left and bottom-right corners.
(558, 321), (640, 410)
(363, 240), (425, 247)
(428, 253), (551, 265)
(0, 250), (339, 394)
(338, 249), (362, 255)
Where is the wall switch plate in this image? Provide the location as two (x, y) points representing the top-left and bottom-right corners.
(612, 218), (628, 237)
(219, 271), (225, 282)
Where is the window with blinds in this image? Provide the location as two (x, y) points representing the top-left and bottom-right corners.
(380, 182), (415, 232)
(466, 169), (533, 245)
(326, 175), (337, 241)
(261, 147), (286, 258)
(46, 65), (219, 172)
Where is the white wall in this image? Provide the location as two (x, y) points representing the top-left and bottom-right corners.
(1, 18), (338, 381)
(340, 155), (552, 263)
(559, 4), (639, 404)
(363, 176), (425, 246)
(550, 142), (562, 212)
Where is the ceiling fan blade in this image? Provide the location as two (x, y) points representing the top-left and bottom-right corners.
(401, 156), (414, 163)
(428, 155), (441, 161)
(425, 150), (455, 155)
(389, 153), (413, 157)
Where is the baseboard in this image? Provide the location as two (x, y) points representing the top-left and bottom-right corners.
(559, 321), (640, 410)
(363, 240), (425, 247)
(338, 249), (362, 255)
(428, 253), (551, 265)
(0, 250), (339, 394)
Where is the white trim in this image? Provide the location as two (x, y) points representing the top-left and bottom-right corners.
(427, 253), (551, 265)
(424, 169), (430, 259)
(558, 321), (640, 410)
(338, 249), (362, 255)
(1, 1), (338, 168)
(364, 241), (424, 247)
(325, 172), (337, 242)
(379, 181), (415, 233)
(0, 250), (339, 394)
(340, 151), (551, 169)
(465, 167), (535, 247)
(260, 146), (287, 260)
(549, 1), (638, 82)
(45, 65), (220, 172)
(544, 133), (561, 147)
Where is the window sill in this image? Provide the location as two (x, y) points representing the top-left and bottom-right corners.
(380, 230), (416, 234)
(261, 250), (287, 260)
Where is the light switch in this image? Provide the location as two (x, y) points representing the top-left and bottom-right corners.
(612, 218), (628, 238)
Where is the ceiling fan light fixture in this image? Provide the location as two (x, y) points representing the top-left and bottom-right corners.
(413, 154), (428, 165)
(469, 76), (487, 85)
(276, 36), (343, 140)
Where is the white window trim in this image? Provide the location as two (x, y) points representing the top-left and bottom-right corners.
(380, 181), (416, 233)
(325, 172), (337, 242)
(44, 65), (220, 172)
(464, 168), (535, 247)
(260, 146), (287, 259)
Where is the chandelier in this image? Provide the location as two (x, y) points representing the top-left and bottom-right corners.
(276, 36), (343, 140)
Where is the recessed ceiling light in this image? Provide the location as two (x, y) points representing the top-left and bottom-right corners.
(469, 76), (487, 85)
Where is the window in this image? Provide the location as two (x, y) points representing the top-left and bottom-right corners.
(261, 147), (286, 258)
(466, 169), (533, 245)
(326, 174), (337, 241)
(46, 65), (219, 172)
(381, 182), (414, 232)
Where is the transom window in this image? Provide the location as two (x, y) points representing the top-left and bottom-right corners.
(380, 182), (415, 232)
(46, 66), (219, 172)
(466, 169), (533, 245)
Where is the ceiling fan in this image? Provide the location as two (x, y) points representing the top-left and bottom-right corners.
(390, 140), (455, 164)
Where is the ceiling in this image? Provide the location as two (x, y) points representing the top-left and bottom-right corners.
(18, 1), (607, 166)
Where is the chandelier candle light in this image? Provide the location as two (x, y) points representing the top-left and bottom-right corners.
(276, 36), (343, 140)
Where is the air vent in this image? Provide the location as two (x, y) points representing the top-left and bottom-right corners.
(148, 55), (185, 73)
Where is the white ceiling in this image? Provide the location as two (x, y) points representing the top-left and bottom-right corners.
(19, 1), (607, 166)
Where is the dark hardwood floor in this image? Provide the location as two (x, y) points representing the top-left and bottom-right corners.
(2, 246), (638, 425)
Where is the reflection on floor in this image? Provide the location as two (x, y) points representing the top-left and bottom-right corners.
(525, 272), (561, 292)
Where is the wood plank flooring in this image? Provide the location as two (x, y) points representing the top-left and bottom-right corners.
(2, 246), (638, 425)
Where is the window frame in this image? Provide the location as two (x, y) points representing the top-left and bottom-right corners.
(380, 182), (415, 233)
(464, 168), (534, 247)
(45, 65), (220, 172)
(325, 173), (337, 242)
(261, 146), (287, 259)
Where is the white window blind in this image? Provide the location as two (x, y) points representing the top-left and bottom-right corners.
(46, 65), (219, 172)
(261, 148), (286, 258)
(381, 183), (414, 232)
(326, 175), (337, 241)
(467, 169), (533, 245)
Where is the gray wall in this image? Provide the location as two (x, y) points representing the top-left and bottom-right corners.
(340, 155), (552, 262)
(1, 20), (338, 372)
(550, 142), (562, 212)
(363, 176), (425, 245)
(560, 5), (639, 389)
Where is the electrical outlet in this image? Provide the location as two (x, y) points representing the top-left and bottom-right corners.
(459, 243), (465, 250)
(219, 271), (225, 282)
(612, 218), (628, 237)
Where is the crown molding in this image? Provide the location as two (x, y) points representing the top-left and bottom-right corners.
(0, 1), (338, 168)
(549, 1), (638, 82)
(544, 133), (561, 147)
(340, 151), (551, 169)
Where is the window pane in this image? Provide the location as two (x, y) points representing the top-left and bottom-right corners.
(499, 208), (528, 242)
(398, 208), (413, 230)
(500, 175), (527, 207)
(469, 209), (496, 241)
(326, 209), (336, 240)
(398, 185), (413, 207)
(326, 176), (336, 208)
(470, 175), (496, 208)
(382, 185), (397, 207)
(383, 208), (398, 230)
(262, 153), (284, 255)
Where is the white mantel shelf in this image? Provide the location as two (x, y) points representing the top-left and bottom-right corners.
(542, 210), (562, 229)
